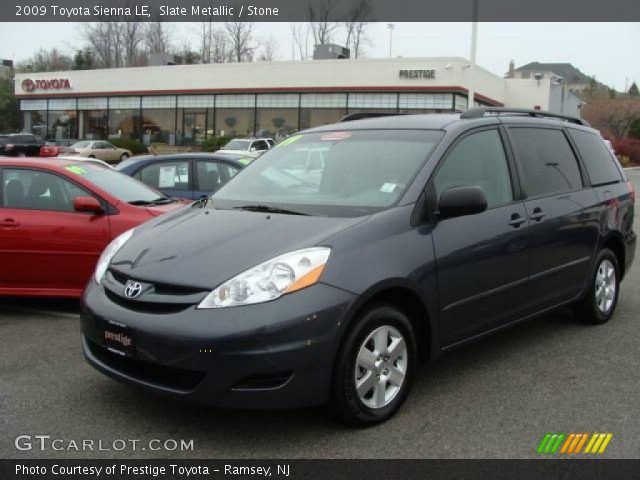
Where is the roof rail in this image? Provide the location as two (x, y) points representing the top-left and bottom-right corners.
(339, 112), (406, 122)
(460, 107), (590, 127)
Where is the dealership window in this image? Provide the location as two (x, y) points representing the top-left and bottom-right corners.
(348, 93), (398, 112)
(300, 93), (347, 129)
(47, 99), (78, 142)
(454, 95), (468, 112)
(398, 93), (454, 114)
(177, 96), (214, 146)
(215, 95), (255, 138)
(256, 94), (300, 139)
(141, 96), (176, 145)
(108, 96), (141, 141)
(78, 98), (108, 140)
(21, 99), (47, 138)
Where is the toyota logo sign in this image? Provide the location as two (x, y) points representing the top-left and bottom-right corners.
(124, 281), (143, 299)
(21, 78), (71, 92)
(21, 79), (35, 91)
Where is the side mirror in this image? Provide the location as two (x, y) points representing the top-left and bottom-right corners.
(73, 196), (104, 214)
(437, 186), (487, 219)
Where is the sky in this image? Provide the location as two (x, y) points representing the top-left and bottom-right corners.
(0, 22), (638, 92)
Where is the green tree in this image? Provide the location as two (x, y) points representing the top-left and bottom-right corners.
(629, 82), (639, 97)
(0, 77), (19, 133)
(72, 48), (96, 70)
(629, 117), (640, 140)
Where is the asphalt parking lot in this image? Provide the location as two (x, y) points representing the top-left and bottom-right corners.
(1, 171), (640, 460)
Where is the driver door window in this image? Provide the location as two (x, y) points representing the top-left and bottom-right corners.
(434, 129), (513, 209)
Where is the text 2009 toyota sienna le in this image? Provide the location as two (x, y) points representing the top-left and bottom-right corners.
(81, 108), (635, 425)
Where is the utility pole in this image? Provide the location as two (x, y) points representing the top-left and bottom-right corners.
(467, 0), (479, 109)
(387, 23), (395, 58)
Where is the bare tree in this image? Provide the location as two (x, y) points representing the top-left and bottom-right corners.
(82, 21), (145, 68)
(258, 36), (279, 61)
(145, 21), (174, 54)
(582, 96), (640, 140)
(343, 0), (372, 57)
(15, 47), (73, 72)
(224, 21), (256, 63)
(307, 0), (341, 46)
(210, 28), (230, 63)
(198, 21), (213, 63)
(290, 23), (310, 60)
(351, 21), (369, 58)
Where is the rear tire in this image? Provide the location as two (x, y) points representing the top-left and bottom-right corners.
(120, 153), (129, 161)
(88, 155), (95, 158)
(574, 248), (620, 325)
(330, 304), (417, 426)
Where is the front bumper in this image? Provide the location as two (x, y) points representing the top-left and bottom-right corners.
(81, 281), (356, 409)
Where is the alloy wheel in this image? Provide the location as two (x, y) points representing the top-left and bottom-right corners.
(354, 325), (408, 409)
(595, 259), (616, 314)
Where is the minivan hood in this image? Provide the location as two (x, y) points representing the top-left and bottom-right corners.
(111, 208), (366, 289)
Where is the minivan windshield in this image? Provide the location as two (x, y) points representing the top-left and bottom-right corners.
(211, 129), (442, 217)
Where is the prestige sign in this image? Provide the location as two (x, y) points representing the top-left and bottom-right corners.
(399, 69), (436, 79)
(21, 78), (72, 92)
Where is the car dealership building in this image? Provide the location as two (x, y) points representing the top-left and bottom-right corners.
(13, 57), (581, 146)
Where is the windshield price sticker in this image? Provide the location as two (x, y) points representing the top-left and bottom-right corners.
(321, 132), (352, 141)
(65, 165), (87, 175)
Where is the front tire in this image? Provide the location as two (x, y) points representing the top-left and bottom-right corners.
(575, 249), (620, 324)
(331, 304), (417, 426)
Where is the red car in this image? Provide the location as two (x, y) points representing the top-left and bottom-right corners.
(0, 158), (188, 297)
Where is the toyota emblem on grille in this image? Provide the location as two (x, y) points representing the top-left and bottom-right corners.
(124, 281), (143, 299)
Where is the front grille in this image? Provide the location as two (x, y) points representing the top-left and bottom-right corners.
(104, 289), (191, 314)
(109, 269), (204, 296)
(87, 339), (205, 392)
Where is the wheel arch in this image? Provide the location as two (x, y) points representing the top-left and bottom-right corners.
(335, 280), (436, 364)
(601, 233), (626, 279)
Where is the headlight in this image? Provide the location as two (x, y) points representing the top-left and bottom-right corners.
(198, 247), (331, 309)
(94, 229), (135, 284)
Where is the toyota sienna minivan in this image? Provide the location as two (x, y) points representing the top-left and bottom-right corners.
(81, 108), (635, 425)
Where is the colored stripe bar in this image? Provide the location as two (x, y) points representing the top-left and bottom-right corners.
(560, 434), (575, 454)
(537, 434), (552, 454)
(549, 433), (565, 454)
(574, 433), (589, 453)
(598, 434), (613, 454)
(584, 434), (599, 454)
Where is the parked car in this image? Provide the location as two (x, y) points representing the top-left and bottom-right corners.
(39, 144), (76, 157)
(80, 108), (635, 425)
(69, 140), (132, 163)
(0, 133), (44, 157)
(0, 157), (187, 298)
(116, 153), (252, 200)
(219, 137), (275, 157)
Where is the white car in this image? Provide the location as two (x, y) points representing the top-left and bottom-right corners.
(218, 138), (275, 158)
(70, 140), (132, 163)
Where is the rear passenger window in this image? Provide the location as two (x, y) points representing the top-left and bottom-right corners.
(136, 161), (190, 191)
(509, 128), (582, 197)
(434, 129), (513, 208)
(568, 130), (622, 186)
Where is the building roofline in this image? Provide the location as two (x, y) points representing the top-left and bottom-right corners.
(15, 85), (504, 106)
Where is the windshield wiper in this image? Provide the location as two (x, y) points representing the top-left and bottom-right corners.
(128, 197), (174, 206)
(234, 204), (310, 216)
(128, 200), (154, 206)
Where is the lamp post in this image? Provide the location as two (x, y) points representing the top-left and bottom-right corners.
(467, 0), (479, 109)
(387, 23), (395, 58)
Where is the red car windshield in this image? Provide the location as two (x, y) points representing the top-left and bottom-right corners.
(64, 163), (167, 204)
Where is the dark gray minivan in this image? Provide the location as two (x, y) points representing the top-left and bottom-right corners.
(81, 108), (635, 425)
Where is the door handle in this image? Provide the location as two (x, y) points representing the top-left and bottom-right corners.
(508, 214), (526, 227)
(0, 218), (20, 227)
(529, 208), (547, 221)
